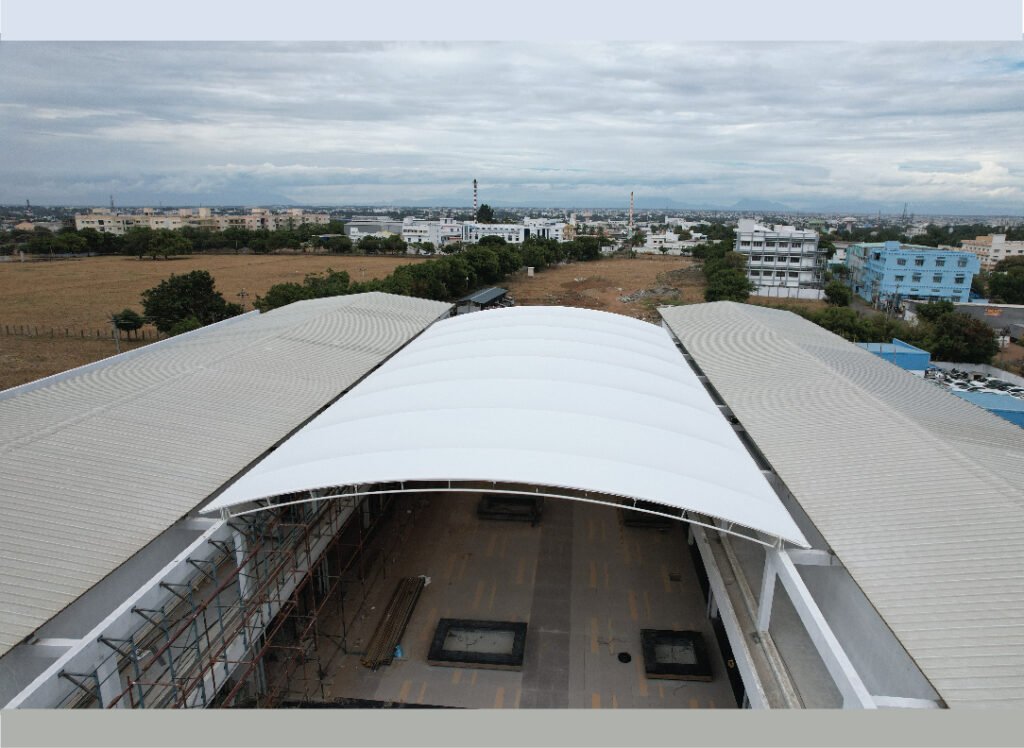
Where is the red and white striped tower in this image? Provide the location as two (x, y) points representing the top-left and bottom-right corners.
(473, 179), (478, 217)
(629, 191), (634, 234)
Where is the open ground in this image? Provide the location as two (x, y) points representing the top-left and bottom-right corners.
(0, 254), (423, 388)
(505, 255), (706, 322)
(0, 254), (425, 331)
(0, 252), (832, 389)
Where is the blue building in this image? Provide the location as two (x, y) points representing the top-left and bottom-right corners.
(846, 241), (979, 306)
(856, 338), (931, 372)
(950, 391), (1024, 428)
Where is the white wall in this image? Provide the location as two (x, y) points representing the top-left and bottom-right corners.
(752, 287), (825, 300)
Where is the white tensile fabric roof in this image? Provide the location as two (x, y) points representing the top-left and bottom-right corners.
(204, 306), (807, 547)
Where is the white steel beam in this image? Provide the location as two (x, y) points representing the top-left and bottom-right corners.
(872, 695), (942, 709)
(30, 639), (81, 649)
(786, 549), (840, 567)
(4, 520), (228, 709)
(690, 524), (770, 709)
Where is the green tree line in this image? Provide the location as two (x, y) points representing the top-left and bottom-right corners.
(253, 236), (605, 312)
(793, 301), (999, 364)
(0, 221), (352, 258)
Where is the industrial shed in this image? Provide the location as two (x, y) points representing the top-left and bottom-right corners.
(3, 297), (1019, 712)
(0, 293), (452, 706)
(659, 301), (1024, 709)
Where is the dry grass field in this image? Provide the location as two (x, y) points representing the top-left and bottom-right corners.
(0, 336), (152, 390)
(0, 254), (422, 389)
(504, 255), (705, 322)
(0, 252), (834, 390)
(0, 254), (423, 331)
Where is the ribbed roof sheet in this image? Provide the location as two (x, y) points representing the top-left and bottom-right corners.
(203, 306), (808, 548)
(659, 302), (1024, 708)
(0, 292), (450, 657)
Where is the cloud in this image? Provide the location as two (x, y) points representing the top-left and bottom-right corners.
(0, 41), (1021, 212)
(898, 160), (983, 174)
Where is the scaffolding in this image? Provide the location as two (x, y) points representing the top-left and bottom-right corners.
(55, 486), (423, 709)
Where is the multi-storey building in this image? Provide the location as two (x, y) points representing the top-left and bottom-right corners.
(401, 217), (463, 248)
(73, 207), (330, 235)
(733, 219), (824, 289)
(846, 241), (979, 305)
(960, 234), (1024, 270)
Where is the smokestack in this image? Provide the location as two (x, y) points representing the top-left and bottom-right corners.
(473, 179), (478, 217)
(629, 191), (634, 233)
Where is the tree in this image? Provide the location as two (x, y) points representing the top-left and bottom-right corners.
(916, 300), (956, 323)
(926, 312), (999, 364)
(987, 267), (1024, 304)
(148, 229), (192, 260)
(119, 227), (191, 259)
(255, 269), (351, 312)
(253, 282), (311, 312)
(110, 308), (145, 338)
(704, 269), (753, 302)
(326, 235), (353, 254)
(359, 235), (383, 254)
(476, 204), (496, 224)
(383, 234), (407, 255)
(994, 256), (1024, 272)
(141, 270), (242, 334)
(824, 280), (852, 307)
(168, 316), (203, 336)
(478, 234), (507, 248)
(971, 272), (988, 298)
(701, 250), (752, 302)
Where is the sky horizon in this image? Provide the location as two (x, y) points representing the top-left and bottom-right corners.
(1, 42), (1022, 216)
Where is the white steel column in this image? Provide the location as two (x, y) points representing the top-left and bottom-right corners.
(757, 547), (874, 709)
(232, 528), (252, 601)
(95, 651), (124, 709)
(757, 552), (777, 632)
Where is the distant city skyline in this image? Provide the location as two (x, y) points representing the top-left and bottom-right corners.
(1, 42), (1022, 215)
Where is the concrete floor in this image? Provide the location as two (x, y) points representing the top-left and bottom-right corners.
(284, 493), (737, 709)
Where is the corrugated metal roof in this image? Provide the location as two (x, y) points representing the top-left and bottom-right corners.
(460, 287), (508, 305)
(0, 292), (450, 658)
(659, 302), (1024, 709)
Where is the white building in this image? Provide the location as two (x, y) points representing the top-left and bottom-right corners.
(734, 219), (824, 289)
(343, 218), (405, 241)
(462, 218), (567, 245)
(961, 234), (1024, 270)
(401, 217), (463, 250)
(639, 231), (686, 255)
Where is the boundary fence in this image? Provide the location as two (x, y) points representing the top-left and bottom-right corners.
(1, 323), (163, 341)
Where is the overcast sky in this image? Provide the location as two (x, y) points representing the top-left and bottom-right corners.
(1, 42), (1022, 214)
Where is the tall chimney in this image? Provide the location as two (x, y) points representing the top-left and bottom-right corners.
(473, 179), (478, 217)
(629, 191), (634, 233)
